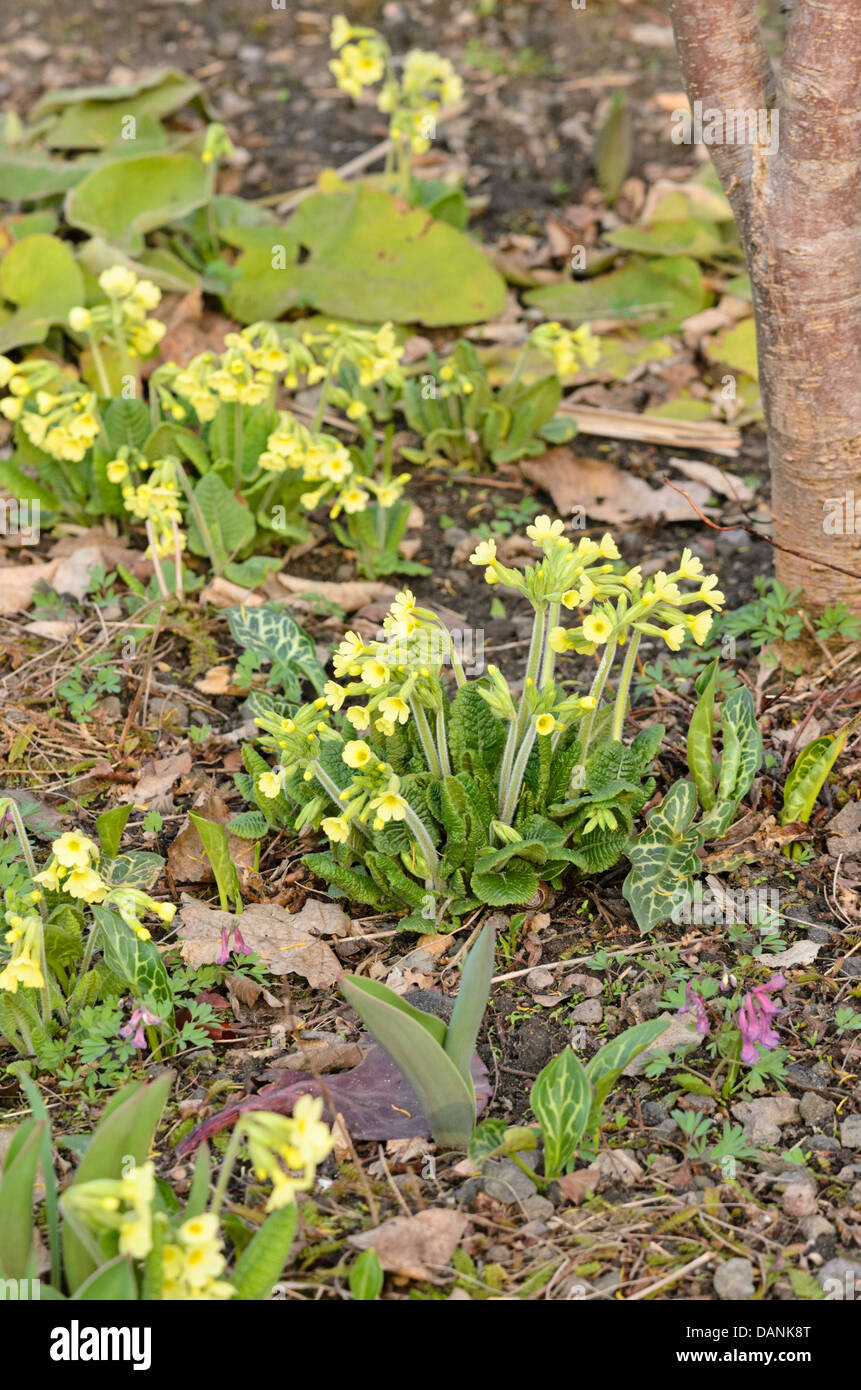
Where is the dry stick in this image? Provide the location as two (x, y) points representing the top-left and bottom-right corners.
(257, 101), (469, 213)
(117, 612), (162, 755)
(661, 477), (861, 583)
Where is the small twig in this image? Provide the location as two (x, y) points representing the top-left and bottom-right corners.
(117, 612), (162, 754)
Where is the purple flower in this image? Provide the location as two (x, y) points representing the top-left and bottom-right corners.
(120, 1004), (162, 1051)
(218, 924), (252, 965)
(679, 980), (710, 1035)
(738, 974), (786, 1064)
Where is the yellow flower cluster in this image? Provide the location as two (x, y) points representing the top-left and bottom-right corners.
(159, 323), (319, 424)
(69, 266), (167, 359)
(243, 1097), (334, 1211)
(259, 408), (409, 520)
(61, 1160), (156, 1260)
(34, 830), (107, 905)
(330, 18), (463, 152)
(0, 356), (102, 463)
(529, 321), (602, 374)
(121, 457), (185, 559)
(0, 910), (45, 994)
(162, 1214), (234, 1300)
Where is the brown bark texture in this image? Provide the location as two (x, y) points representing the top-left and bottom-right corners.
(667, 0), (861, 608)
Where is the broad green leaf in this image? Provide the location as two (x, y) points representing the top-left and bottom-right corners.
(40, 70), (201, 150)
(687, 658), (718, 809)
(187, 471), (255, 570)
(0, 1121), (43, 1279)
(95, 803), (133, 859)
(530, 1050), (592, 1179)
(606, 219), (730, 260)
(10, 1069), (61, 1288)
(188, 812), (243, 913)
(340, 976), (446, 1046)
(72, 1255), (138, 1300)
(225, 183), (506, 327)
(0, 153), (89, 200)
(101, 850), (164, 890)
(622, 779), (702, 932)
(471, 856), (539, 906)
(340, 977), (475, 1148)
(103, 398), (151, 454)
(77, 236), (200, 293)
(349, 1248), (384, 1301)
(781, 730), (849, 826)
(65, 153), (209, 253)
(593, 91), (631, 205)
(0, 234), (85, 352)
(704, 317), (758, 380)
(444, 922), (495, 1084)
(717, 687), (763, 803)
(524, 256), (710, 339)
(232, 1202), (298, 1300)
(63, 1074), (171, 1293)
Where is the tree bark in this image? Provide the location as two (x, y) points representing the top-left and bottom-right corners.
(667, 0), (861, 608)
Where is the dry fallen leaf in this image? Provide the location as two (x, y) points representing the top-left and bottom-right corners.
(520, 449), (712, 524)
(668, 456), (756, 503)
(121, 751), (192, 807)
(168, 788), (257, 884)
(177, 897), (344, 988)
(199, 576), (267, 608)
(759, 941), (822, 969)
(0, 560), (59, 614)
(276, 573), (397, 612)
(194, 665), (235, 695)
(348, 1209), (470, 1280)
(555, 1164), (602, 1204)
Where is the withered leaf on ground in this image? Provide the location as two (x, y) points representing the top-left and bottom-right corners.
(167, 787), (256, 884)
(121, 751), (192, 808)
(176, 895), (344, 987)
(348, 1209), (470, 1281)
(520, 448), (712, 524)
(176, 1040), (490, 1153)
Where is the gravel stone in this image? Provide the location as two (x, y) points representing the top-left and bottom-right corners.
(714, 1258), (755, 1300)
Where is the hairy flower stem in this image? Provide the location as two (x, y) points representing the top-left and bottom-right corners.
(0, 798), (51, 1025)
(175, 460), (222, 576)
(233, 403), (244, 492)
(499, 723), (538, 826)
(310, 764), (371, 843)
(410, 699), (443, 779)
(575, 638), (618, 776)
(145, 522), (169, 599)
(435, 706), (452, 777)
(497, 605), (546, 816)
(539, 600), (560, 688)
(611, 631), (641, 742)
(87, 333), (112, 399)
(402, 805), (444, 892)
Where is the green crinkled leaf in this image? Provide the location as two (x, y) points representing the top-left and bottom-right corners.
(226, 810), (269, 840)
(187, 471), (256, 569)
(718, 686), (763, 803)
(449, 681), (505, 768)
(303, 852), (383, 907)
(39, 69), (201, 150)
(530, 1049), (592, 1179)
(471, 855), (539, 906)
(232, 1203), (298, 1300)
(622, 780), (702, 933)
(103, 397), (152, 453)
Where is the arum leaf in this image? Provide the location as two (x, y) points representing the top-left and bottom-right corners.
(781, 730), (849, 826)
(530, 1050), (592, 1178)
(593, 92), (631, 205)
(687, 658), (718, 809)
(717, 687), (763, 803)
(623, 780), (702, 932)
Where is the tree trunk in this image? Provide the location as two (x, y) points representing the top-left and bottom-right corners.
(667, 0), (861, 608)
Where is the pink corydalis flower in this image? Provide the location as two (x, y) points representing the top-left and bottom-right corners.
(679, 980), (710, 1035)
(218, 924), (251, 965)
(119, 1005), (162, 1051)
(738, 974), (786, 1064)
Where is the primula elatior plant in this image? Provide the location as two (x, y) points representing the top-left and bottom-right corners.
(243, 518), (732, 932)
(328, 16), (463, 198)
(0, 1072), (332, 1300)
(401, 324), (600, 467)
(340, 922), (495, 1148)
(469, 1019), (671, 1182)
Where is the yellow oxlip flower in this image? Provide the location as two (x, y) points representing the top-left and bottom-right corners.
(34, 858), (65, 891)
(118, 1214), (152, 1259)
(162, 1244), (184, 1280)
(258, 770), (285, 799)
(548, 626), (570, 654)
(469, 538), (497, 567)
(288, 1095), (334, 1167)
(0, 946), (45, 993)
(64, 865), (107, 904)
(651, 572), (682, 604)
(53, 831), (98, 870)
(582, 613), (613, 645)
(663, 625), (686, 651)
(342, 740), (373, 769)
(360, 658), (390, 689)
(68, 307), (92, 332)
(526, 515), (565, 545)
(322, 816), (350, 843)
(368, 791), (407, 823)
(99, 266), (138, 299)
(0, 355), (15, 387)
(577, 696), (597, 710)
(678, 547), (704, 579)
(179, 1214), (220, 1247)
(378, 695), (410, 725)
(598, 534), (620, 560)
(699, 576), (726, 610)
(345, 706), (371, 731)
(324, 680), (347, 710)
(183, 1243), (226, 1288)
(689, 611), (713, 646)
(535, 714), (557, 736)
(106, 459), (129, 483)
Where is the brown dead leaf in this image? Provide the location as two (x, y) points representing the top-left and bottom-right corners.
(167, 788), (256, 884)
(668, 457), (755, 503)
(0, 560), (59, 614)
(555, 1163), (602, 1204)
(276, 573), (396, 612)
(269, 1034), (365, 1072)
(121, 751), (192, 807)
(24, 620), (77, 641)
(348, 1209), (469, 1280)
(827, 800), (861, 859)
(592, 1148), (644, 1186)
(199, 576), (267, 608)
(194, 665), (235, 695)
(154, 290), (238, 368)
(520, 449), (712, 524)
(177, 897), (344, 988)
